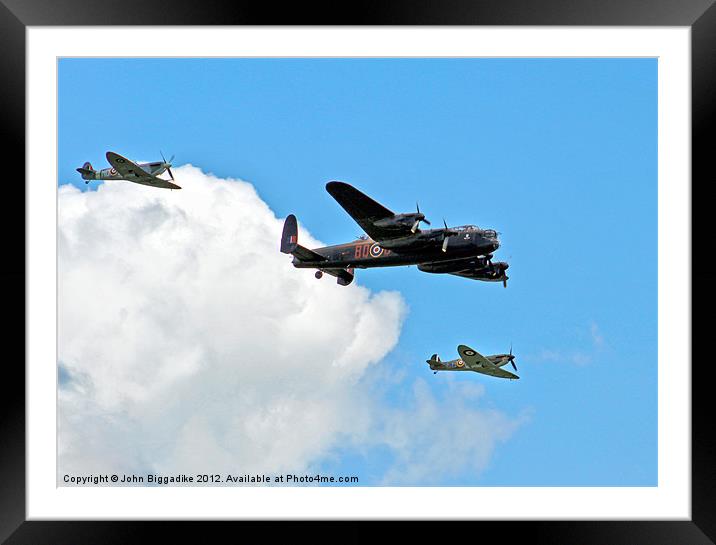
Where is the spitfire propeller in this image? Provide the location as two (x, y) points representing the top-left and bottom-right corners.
(411, 202), (431, 233)
(160, 151), (176, 181)
(508, 344), (517, 371)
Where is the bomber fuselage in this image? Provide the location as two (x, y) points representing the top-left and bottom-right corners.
(291, 226), (499, 270)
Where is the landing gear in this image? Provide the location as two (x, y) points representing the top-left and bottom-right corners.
(433, 371), (437, 375)
(85, 181), (89, 184)
(315, 271), (323, 279)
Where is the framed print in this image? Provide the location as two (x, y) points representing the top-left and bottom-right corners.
(3, 0), (714, 542)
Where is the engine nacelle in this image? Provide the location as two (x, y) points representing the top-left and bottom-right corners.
(418, 257), (490, 274)
(419, 259), (509, 281)
(374, 213), (424, 230)
(460, 261), (509, 281)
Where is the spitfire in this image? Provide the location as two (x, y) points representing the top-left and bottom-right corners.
(77, 151), (181, 190)
(280, 181), (509, 287)
(427, 344), (519, 380)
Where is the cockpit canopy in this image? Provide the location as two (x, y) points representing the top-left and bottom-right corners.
(452, 225), (497, 238)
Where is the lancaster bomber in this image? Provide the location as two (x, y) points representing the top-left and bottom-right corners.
(280, 181), (509, 286)
(77, 151), (181, 190)
(427, 344), (519, 380)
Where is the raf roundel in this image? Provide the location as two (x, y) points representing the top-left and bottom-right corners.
(369, 243), (384, 258)
(456, 359), (465, 368)
(463, 349), (476, 356)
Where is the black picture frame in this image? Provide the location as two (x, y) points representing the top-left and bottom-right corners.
(2, 1), (712, 542)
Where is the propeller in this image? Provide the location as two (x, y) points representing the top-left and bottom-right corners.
(501, 262), (509, 288)
(508, 344), (517, 371)
(160, 151), (175, 181)
(411, 203), (431, 233)
(441, 219), (459, 252)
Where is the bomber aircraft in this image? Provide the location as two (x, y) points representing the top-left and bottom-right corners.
(280, 181), (509, 286)
(427, 344), (519, 380)
(77, 151), (181, 190)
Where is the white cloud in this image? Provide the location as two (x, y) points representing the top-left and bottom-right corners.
(58, 166), (523, 484)
(590, 321), (605, 349)
(531, 321), (607, 367)
(370, 378), (529, 485)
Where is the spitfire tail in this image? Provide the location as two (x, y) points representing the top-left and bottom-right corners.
(76, 162), (95, 180)
(426, 354), (440, 365)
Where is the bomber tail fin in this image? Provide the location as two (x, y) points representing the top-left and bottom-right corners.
(280, 214), (328, 263)
(281, 214), (355, 286)
(281, 214), (299, 254)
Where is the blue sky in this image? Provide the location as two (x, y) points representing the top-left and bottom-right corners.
(58, 58), (657, 486)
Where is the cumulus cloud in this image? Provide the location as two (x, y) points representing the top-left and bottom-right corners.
(58, 166), (523, 484)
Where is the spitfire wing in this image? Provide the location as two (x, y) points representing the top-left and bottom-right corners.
(325, 181), (396, 241)
(145, 178), (182, 190)
(478, 365), (519, 379)
(457, 345), (519, 379)
(106, 152), (152, 182)
(457, 345), (493, 368)
(106, 152), (181, 189)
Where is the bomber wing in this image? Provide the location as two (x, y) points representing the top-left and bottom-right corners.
(106, 152), (181, 190)
(457, 344), (519, 379)
(325, 181), (397, 241)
